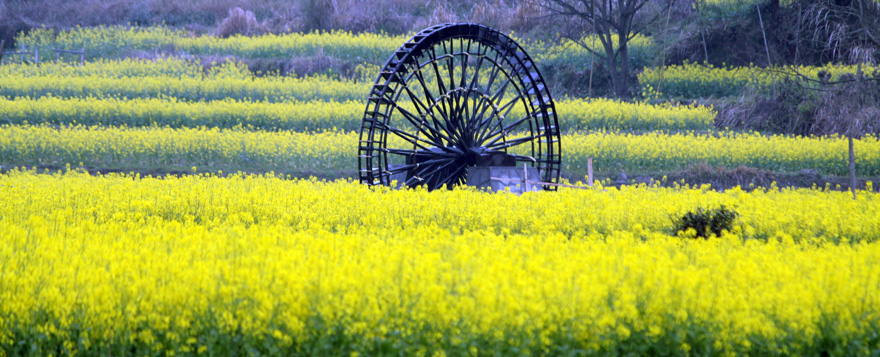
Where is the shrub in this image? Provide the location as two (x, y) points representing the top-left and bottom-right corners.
(673, 205), (738, 239)
(216, 7), (265, 38)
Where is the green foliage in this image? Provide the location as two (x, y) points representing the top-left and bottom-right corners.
(673, 205), (739, 239)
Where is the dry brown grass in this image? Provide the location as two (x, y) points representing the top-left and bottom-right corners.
(216, 7), (265, 37)
(1, 0), (562, 47)
(471, 1), (550, 33)
(716, 71), (880, 136)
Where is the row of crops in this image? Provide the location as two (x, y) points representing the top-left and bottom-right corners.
(639, 62), (880, 99)
(1, 171), (878, 355)
(1, 61), (875, 177)
(0, 96), (713, 132)
(12, 26), (656, 68)
(6, 26), (880, 100)
(0, 58), (715, 131)
(3, 125), (879, 176)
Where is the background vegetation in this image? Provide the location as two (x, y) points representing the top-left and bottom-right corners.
(1, 0), (878, 187)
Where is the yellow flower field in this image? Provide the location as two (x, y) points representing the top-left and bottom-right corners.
(15, 26), (655, 67)
(0, 58), (207, 78)
(16, 26), (405, 62)
(3, 125), (879, 176)
(0, 171), (878, 355)
(0, 72), (365, 103)
(640, 62), (880, 99)
(0, 95), (715, 132)
(4, 22), (880, 357)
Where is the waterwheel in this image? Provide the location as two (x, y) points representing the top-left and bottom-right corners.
(358, 23), (561, 190)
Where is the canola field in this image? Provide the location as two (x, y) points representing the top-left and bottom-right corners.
(639, 62), (880, 99)
(3, 125), (880, 177)
(0, 58), (714, 131)
(1, 170), (879, 355)
(14, 26), (657, 70)
(2, 55), (878, 178)
(2, 25), (880, 355)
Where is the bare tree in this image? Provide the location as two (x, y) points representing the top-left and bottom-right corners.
(797, 0), (880, 64)
(798, 0), (879, 198)
(812, 68), (879, 198)
(535, 0), (662, 98)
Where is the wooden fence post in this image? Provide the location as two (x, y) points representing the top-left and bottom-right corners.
(587, 157), (594, 187)
(53, 48), (86, 66)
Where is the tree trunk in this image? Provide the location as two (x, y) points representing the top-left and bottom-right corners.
(850, 61), (863, 199)
(618, 42), (630, 98)
(599, 32), (622, 98)
(850, 135), (857, 199)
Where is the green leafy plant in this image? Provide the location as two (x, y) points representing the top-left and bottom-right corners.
(673, 205), (738, 239)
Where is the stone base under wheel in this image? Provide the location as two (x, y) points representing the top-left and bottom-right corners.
(466, 166), (542, 194)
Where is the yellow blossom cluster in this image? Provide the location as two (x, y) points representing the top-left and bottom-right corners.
(0, 171), (878, 355)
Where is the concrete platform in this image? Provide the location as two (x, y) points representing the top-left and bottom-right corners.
(467, 166), (542, 194)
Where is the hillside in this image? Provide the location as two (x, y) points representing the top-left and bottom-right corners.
(1, 0), (878, 190)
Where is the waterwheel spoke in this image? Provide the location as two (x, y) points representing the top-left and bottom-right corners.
(496, 91), (523, 118)
(460, 38), (473, 89)
(464, 52), (491, 142)
(438, 164), (468, 186)
(415, 159), (459, 181)
(393, 86), (457, 146)
(441, 41), (467, 141)
(410, 63), (451, 127)
(456, 40), (476, 136)
(485, 134), (537, 150)
(423, 52), (467, 146)
(383, 148), (459, 159)
(468, 49), (508, 134)
(509, 154), (537, 163)
(376, 121), (444, 152)
(390, 102), (443, 145)
(403, 157), (455, 186)
(429, 48), (455, 131)
(478, 113), (532, 145)
(474, 87), (521, 145)
(387, 157), (454, 175)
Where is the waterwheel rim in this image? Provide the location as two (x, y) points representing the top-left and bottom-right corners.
(358, 23), (561, 191)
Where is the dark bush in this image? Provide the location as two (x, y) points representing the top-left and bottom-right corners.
(673, 205), (738, 239)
